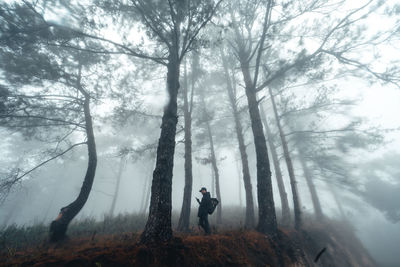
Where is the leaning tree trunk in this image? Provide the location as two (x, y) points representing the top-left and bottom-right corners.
(109, 156), (126, 217)
(221, 50), (256, 228)
(328, 183), (346, 220)
(259, 104), (291, 226)
(49, 94), (97, 242)
(206, 120), (222, 224)
(140, 50), (180, 244)
(268, 87), (302, 230)
(299, 156), (324, 220)
(240, 60), (277, 236)
(177, 61), (193, 232)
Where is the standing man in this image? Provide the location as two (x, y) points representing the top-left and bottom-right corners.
(196, 187), (211, 235)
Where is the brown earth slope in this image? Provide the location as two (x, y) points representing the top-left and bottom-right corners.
(1, 222), (375, 267)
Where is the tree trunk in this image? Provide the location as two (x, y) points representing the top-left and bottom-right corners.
(140, 155), (155, 215)
(211, 164), (215, 196)
(142, 176), (151, 215)
(49, 95), (97, 242)
(177, 61), (193, 232)
(206, 120), (222, 224)
(140, 51), (180, 244)
(268, 87), (302, 230)
(109, 156), (126, 217)
(140, 170), (149, 214)
(299, 156), (323, 220)
(235, 158), (243, 208)
(328, 183), (346, 220)
(259, 104), (291, 226)
(221, 51), (256, 228)
(240, 60), (277, 236)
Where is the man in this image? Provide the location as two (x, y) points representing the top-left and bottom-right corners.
(196, 187), (212, 235)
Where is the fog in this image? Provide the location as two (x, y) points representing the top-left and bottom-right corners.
(0, 0), (399, 266)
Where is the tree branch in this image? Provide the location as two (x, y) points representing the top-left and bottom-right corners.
(1, 142), (87, 191)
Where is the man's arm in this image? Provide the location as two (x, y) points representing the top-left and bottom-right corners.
(196, 197), (201, 205)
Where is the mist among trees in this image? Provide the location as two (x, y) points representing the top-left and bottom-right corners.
(0, 0), (399, 266)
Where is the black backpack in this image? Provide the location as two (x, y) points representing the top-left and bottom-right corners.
(208, 198), (219, 215)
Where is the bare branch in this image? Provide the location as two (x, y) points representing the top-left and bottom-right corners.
(0, 114), (85, 129)
(1, 142), (87, 194)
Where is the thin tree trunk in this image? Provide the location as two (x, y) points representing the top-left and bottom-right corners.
(268, 87), (302, 230)
(299, 156), (324, 220)
(195, 49), (222, 224)
(206, 120), (222, 224)
(109, 156), (126, 217)
(140, 155), (155, 214)
(177, 60), (194, 232)
(259, 104), (291, 226)
(140, 50), (180, 244)
(221, 50), (256, 228)
(235, 158), (243, 208)
(328, 183), (346, 220)
(211, 164), (215, 196)
(142, 175), (151, 215)
(49, 89), (97, 242)
(240, 60), (277, 236)
(140, 169), (149, 214)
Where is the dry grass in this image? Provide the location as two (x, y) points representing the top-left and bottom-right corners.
(0, 209), (377, 266)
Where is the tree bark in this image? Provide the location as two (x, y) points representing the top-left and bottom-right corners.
(221, 51), (255, 228)
(240, 60), (277, 236)
(49, 94), (97, 242)
(177, 60), (193, 232)
(259, 104), (291, 226)
(140, 50), (180, 244)
(109, 156), (126, 217)
(268, 87), (302, 230)
(299, 156), (324, 220)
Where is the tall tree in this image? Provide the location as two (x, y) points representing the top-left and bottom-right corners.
(49, 62), (98, 241)
(206, 120), (223, 224)
(273, 76), (385, 221)
(177, 54), (196, 232)
(198, 80), (223, 224)
(0, 2), (108, 241)
(227, 0), (278, 236)
(109, 156), (127, 216)
(259, 103), (291, 226)
(126, 0), (222, 243)
(267, 86), (302, 229)
(220, 48), (256, 228)
(297, 142), (323, 220)
(139, 153), (156, 215)
(28, 0), (220, 242)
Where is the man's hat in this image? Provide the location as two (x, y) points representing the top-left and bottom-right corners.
(199, 187), (207, 192)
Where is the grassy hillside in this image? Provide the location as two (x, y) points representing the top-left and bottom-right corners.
(0, 209), (376, 266)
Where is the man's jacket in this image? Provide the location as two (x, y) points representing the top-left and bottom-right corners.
(198, 192), (212, 217)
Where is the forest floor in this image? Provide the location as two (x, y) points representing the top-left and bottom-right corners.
(0, 217), (376, 267)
